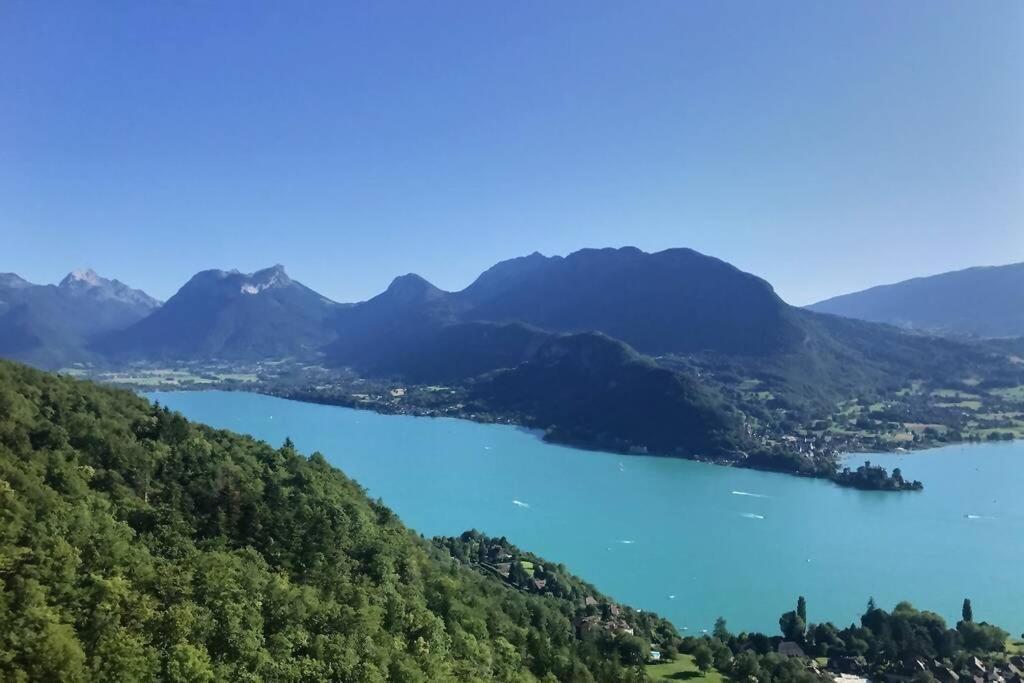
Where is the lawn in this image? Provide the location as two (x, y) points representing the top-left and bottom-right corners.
(993, 385), (1024, 402)
(646, 655), (728, 683)
(931, 389), (981, 401)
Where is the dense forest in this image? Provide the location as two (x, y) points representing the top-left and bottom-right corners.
(0, 360), (1017, 682)
(0, 360), (671, 681)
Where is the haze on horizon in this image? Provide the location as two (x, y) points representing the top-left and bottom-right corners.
(2, 1), (1022, 306)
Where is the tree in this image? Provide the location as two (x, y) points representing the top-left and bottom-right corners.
(692, 643), (713, 673)
(508, 560), (530, 586)
(961, 598), (973, 623)
(797, 596), (807, 622)
(732, 651), (761, 681)
(713, 617), (731, 641)
(711, 639), (733, 671)
(780, 611), (806, 642)
(616, 635), (649, 666)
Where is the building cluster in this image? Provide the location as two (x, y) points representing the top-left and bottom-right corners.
(827, 654), (1024, 683)
(574, 597), (635, 638)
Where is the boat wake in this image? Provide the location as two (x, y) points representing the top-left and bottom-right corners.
(512, 499), (530, 509)
(732, 490), (768, 498)
(740, 512), (765, 520)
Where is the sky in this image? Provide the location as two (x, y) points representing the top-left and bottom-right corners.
(2, 1), (1022, 305)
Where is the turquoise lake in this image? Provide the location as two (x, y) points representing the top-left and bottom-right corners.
(149, 390), (1024, 636)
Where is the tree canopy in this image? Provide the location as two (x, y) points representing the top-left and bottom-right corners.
(0, 360), (664, 681)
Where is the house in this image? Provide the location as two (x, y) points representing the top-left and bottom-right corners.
(934, 666), (960, 683)
(488, 546), (512, 562)
(609, 619), (633, 636)
(829, 655), (868, 674)
(777, 641), (806, 658)
(576, 615), (602, 636)
(494, 562), (511, 578)
(649, 649), (661, 662)
(531, 578), (547, 591)
(584, 596), (598, 607)
(609, 604), (621, 617)
(832, 675), (868, 683)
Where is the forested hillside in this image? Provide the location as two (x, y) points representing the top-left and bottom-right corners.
(0, 360), (673, 682)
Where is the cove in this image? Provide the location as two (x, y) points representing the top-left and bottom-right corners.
(148, 390), (1024, 636)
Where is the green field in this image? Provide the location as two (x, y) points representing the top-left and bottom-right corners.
(646, 655), (727, 682)
(993, 385), (1024, 402)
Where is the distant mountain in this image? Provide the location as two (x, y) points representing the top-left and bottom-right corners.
(808, 262), (1024, 338)
(328, 246), (801, 369)
(95, 265), (341, 360)
(59, 268), (160, 309)
(0, 269), (160, 366)
(324, 247), (1018, 417)
(456, 247), (800, 356)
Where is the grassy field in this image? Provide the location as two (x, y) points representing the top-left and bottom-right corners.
(645, 655), (727, 682)
(993, 385), (1024, 401)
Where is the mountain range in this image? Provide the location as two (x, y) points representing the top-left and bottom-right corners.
(0, 269), (159, 367)
(95, 265), (342, 360)
(808, 261), (1024, 338)
(3, 248), (1021, 471)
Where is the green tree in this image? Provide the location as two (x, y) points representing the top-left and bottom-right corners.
(797, 595), (807, 622)
(732, 650), (761, 681)
(713, 616), (731, 641)
(692, 643), (714, 673)
(780, 611), (807, 642)
(961, 598), (973, 623)
(616, 635), (649, 666)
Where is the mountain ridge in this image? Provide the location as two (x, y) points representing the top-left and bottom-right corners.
(808, 261), (1024, 337)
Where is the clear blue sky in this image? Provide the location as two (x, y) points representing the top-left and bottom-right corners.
(2, 1), (1022, 305)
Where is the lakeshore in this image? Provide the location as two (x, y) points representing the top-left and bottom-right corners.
(149, 389), (1024, 636)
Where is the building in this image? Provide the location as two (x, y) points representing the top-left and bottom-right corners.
(777, 641), (807, 658)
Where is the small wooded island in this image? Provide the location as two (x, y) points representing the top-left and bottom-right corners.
(833, 461), (924, 491)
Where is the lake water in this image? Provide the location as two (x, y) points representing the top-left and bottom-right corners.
(149, 390), (1024, 636)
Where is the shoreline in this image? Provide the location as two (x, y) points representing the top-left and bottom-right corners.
(137, 383), (985, 492)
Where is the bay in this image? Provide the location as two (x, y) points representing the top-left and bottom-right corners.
(149, 390), (1024, 636)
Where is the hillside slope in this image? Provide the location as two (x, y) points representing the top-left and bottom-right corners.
(808, 262), (1024, 337)
(0, 360), (674, 681)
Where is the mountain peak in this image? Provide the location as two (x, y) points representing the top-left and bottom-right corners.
(60, 268), (104, 288)
(56, 269), (161, 310)
(0, 273), (33, 289)
(240, 265), (291, 294)
(382, 273), (443, 301)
